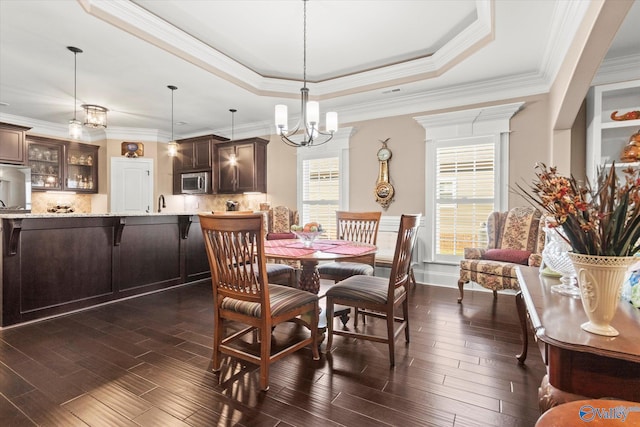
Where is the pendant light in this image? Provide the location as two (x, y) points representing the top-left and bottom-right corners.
(167, 85), (178, 157)
(67, 46), (83, 140)
(274, 0), (338, 147)
(229, 108), (237, 166)
(82, 104), (108, 129)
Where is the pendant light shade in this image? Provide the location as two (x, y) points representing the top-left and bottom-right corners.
(69, 119), (82, 140)
(167, 85), (178, 157)
(67, 46), (83, 140)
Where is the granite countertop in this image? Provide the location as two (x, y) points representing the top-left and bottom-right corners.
(0, 211), (202, 219)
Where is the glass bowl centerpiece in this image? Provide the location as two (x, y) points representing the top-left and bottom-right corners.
(291, 222), (324, 247)
(542, 223), (579, 297)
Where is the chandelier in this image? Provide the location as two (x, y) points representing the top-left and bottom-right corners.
(274, 0), (338, 147)
(82, 104), (108, 129)
(67, 46), (83, 140)
(167, 85), (178, 157)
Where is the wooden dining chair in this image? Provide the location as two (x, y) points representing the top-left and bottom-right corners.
(211, 211), (296, 287)
(199, 213), (319, 391)
(318, 211), (382, 282)
(325, 214), (420, 367)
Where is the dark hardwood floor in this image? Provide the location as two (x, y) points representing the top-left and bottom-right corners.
(0, 281), (546, 426)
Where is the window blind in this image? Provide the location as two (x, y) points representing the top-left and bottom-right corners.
(302, 157), (340, 238)
(435, 142), (495, 257)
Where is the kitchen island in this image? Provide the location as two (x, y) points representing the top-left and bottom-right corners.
(0, 212), (211, 327)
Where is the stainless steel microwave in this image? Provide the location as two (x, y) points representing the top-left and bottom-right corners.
(181, 172), (209, 194)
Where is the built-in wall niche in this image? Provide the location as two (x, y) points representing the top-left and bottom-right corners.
(587, 79), (640, 184)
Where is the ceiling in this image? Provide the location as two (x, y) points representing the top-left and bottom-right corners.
(0, 0), (638, 142)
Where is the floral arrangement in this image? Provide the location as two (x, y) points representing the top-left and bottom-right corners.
(516, 163), (640, 256)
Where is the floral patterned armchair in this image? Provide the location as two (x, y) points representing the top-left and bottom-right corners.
(457, 206), (545, 302)
(266, 205), (299, 240)
(266, 205), (300, 269)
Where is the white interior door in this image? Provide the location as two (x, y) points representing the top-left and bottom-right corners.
(110, 157), (153, 213)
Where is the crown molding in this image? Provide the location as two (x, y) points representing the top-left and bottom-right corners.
(105, 127), (166, 142)
(0, 113), (74, 141)
(336, 70), (547, 125)
(414, 101), (524, 139)
(538, 0), (591, 87)
(78, 0), (494, 99)
(2, 69), (547, 143)
(592, 53), (640, 86)
(0, 112), (171, 143)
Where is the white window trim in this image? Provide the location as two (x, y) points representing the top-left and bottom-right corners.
(296, 126), (354, 216)
(414, 102), (523, 263)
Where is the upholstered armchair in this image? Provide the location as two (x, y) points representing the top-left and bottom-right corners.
(457, 206), (545, 303)
(266, 206), (300, 270)
(266, 205), (299, 240)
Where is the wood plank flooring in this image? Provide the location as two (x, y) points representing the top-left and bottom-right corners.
(0, 281), (546, 426)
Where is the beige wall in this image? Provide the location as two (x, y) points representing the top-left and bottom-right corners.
(264, 92), (559, 214)
(265, 135), (298, 208)
(347, 116), (426, 215)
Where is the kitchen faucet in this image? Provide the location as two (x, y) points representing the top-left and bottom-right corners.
(157, 194), (166, 213)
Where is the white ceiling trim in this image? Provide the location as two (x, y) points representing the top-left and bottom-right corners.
(414, 101), (524, 137)
(298, 0), (495, 100)
(538, 0), (591, 87)
(78, 0), (495, 99)
(335, 71), (548, 125)
(77, 0), (263, 93)
(592, 53), (640, 86)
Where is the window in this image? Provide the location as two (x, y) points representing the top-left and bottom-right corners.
(296, 128), (352, 239)
(435, 138), (495, 258)
(415, 102), (522, 264)
(301, 157), (340, 238)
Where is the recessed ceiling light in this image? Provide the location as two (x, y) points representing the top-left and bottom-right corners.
(176, 121), (187, 126)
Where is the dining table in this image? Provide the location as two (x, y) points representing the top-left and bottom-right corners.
(263, 238), (377, 295)
(264, 238), (377, 329)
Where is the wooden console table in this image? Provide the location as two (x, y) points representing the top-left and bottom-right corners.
(515, 266), (640, 411)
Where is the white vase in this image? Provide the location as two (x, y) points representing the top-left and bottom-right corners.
(567, 253), (636, 337)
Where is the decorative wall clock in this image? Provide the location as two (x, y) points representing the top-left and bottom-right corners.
(374, 138), (394, 209)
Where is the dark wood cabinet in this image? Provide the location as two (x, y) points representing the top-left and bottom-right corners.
(27, 136), (98, 193)
(0, 122), (30, 164)
(172, 134), (227, 194)
(178, 138), (212, 171)
(214, 137), (268, 194)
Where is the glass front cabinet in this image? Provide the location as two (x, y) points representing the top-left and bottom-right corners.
(27, 136), (98, 193)
(66, 144), (97, 191)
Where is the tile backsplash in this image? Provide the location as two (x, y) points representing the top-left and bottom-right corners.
(30, 192), (269, 214)
(31, 192), (92, 213)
